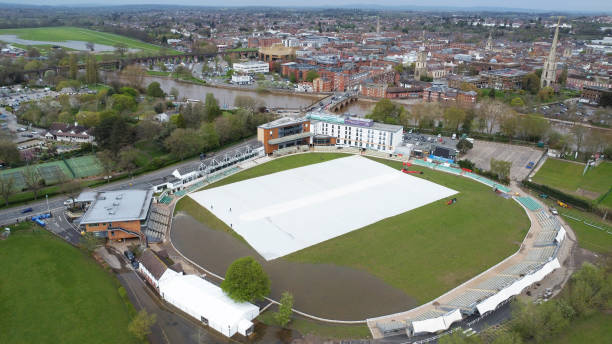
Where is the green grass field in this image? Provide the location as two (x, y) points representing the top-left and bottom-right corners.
(0, 223), (138, 344)
(555, 206), (612, 255)
(551, 311), (612, 344)
(532, 159), (612, 202)
(183, 153), (529, 303)
(258, 311), (371, 339)
(0, 26), (164, 54)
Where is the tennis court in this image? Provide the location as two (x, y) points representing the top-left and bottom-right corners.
(38, 164), (68, 185)
(0, 171), (26, 190)
(65, 156), (104, 178)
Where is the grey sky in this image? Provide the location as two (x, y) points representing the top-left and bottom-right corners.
(2, 0), (611, 13)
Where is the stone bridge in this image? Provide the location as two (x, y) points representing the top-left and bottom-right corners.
(22, 49), (259, 78)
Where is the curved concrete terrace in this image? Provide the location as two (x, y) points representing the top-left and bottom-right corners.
(164, 149), (575, 337)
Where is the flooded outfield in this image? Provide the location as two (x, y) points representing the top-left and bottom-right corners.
(171, 213), (418, 320)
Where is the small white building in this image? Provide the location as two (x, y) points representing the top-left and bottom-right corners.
(231, 74), (253, 85)
(232, 61), (269, 74)
(158, 271), (259, 337)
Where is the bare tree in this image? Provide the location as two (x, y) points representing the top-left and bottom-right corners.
(23, 165), (44, 200)
(97, 150), (117, 183)
(59, 176), (83, 205)
(571, 125), (588, 154)
(479, 101), (508, 135)
(0, 176), (16, 207)
(121, 64), (146, 88)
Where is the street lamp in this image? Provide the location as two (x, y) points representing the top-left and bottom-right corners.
(45, 194), (49, 214)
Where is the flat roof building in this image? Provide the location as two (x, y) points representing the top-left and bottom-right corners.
(78, 190), (153, 241)
(257, 117), (313, 154)
(233, 61), (270, 74)
(307, 112), (403, 153)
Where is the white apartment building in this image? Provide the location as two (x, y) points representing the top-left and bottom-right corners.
(307, 112), (403, 153)
(232, 61), (269, 74)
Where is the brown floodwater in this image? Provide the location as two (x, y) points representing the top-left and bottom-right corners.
(171, 213), (417, 320)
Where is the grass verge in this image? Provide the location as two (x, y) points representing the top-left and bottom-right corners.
(257, 311), (371, 340)
(0, 222), (137, 344)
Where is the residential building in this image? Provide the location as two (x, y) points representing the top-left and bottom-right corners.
(44, 123), (95, 143)
(580, 86), (612, 105)
(480, 68), (528, 90)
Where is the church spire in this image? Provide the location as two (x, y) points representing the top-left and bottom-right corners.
(541, 17), (561, 88)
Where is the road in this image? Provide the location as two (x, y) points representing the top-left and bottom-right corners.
(118, 271), (230, 344)
(0, 137), (258, 225)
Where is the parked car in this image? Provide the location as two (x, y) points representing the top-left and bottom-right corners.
(124, 250), (135, 262)
(21, 207), (33, 214)
(63, 199), (74, 206)
(549, 207), (559, 215)
(131, 261), (139, 269)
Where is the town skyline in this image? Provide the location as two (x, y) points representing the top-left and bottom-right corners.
(1, 0), (612, 13)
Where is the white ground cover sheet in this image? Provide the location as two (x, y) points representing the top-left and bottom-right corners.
(189, 155), (457, 260)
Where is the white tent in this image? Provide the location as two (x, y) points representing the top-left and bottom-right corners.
(411, 309), (462, 334)
(158, 271), (259, 337)
(476, 258), (561, 315)
(555, 227), (566, 244)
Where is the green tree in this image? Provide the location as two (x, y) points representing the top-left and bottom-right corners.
(274, 291), (294, 327)
(0, 139), (20, 165)
(199, 122), (220, 151)
(537, 87), (554, 102)
(305, 70), (319, 82)
(522, 72), (540, 94)
(69, 53), (78, 80)
(490, 158), (512, 181)
(204, 93), (221, 121)
(456, 138), (473, 154)
(111, 94), (137, 113)
(128, 310), (157, 341)
(443, 106), (467, 131)
(221, 257), (270, 302)
(146, 82), (165, 98)
(510, 97), (525, 108)
(164, 128), (201, 160)
(366, 99), (407, 125)
(118, 146), (139, 177)
(85, 54), (98, 84)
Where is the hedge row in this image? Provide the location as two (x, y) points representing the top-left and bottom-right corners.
(521, 180), (593, 210)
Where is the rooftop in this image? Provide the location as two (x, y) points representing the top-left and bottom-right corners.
(258, 117), (308, 129)
(79, 189), (154, 225)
